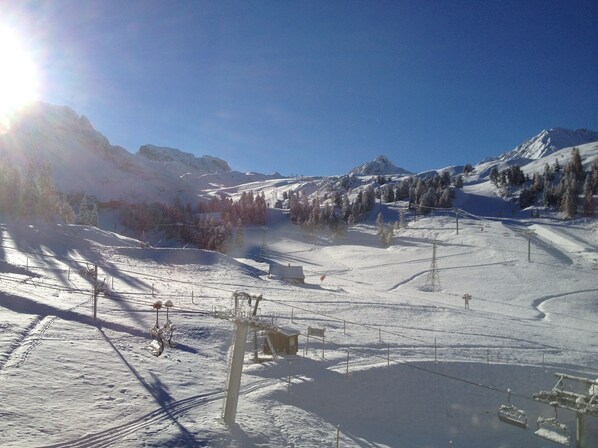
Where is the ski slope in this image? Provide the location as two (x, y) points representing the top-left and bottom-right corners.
(0, 209), (597, 447)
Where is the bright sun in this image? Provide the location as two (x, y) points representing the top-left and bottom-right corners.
(0, 27), (39, 121)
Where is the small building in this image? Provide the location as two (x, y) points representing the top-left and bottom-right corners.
(263, 327), (299, 356)
(268, 264), (305, 284)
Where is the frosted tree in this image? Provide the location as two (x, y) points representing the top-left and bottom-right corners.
(77, 196), (92, 225)
(570, 147), (583, 179)
(235, 218), (245, 247)
(419, 188), (437, 213)
(399, 208), (407, 228)
(583, 174), (594, 217)
(90, 202), (99, 227)
(560, 174), (578, 219)
(376, 212), (384, 235)
(592, 159), (598, 193)
(382, 224), (394, 246)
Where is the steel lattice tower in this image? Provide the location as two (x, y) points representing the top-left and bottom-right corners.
(424, 241), (441, 291)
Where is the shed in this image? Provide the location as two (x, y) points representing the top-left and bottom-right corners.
(268, 264), (305, 284)
(263, 327), (299, 356)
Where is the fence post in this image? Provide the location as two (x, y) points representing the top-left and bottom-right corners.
(291, 307), (294, 323)
(346, 350), (349, 376)
(343, 320), (346, 335)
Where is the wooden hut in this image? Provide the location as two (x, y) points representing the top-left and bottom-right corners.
(263, 327), (299, 356)
(268, 264), (305, 284)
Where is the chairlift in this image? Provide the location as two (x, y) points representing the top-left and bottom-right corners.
(534, 405), (571, 446)
(498, 388), (528, 429)
(148, 324), (165, 357)
(162, 321), (175, 348)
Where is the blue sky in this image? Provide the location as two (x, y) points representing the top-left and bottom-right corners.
(5, 0), (598, 176)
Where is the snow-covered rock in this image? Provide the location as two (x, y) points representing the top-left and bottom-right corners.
(485, 128), (598, 163)
(349, 155), (411, 176)
(137, 144), (231, 174)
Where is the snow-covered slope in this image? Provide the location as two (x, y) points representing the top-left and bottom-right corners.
(487, 128), (598, 163)
(1, 208), (597, 446)
(0, 102), (275, 203)
(137, 144), (231, 174)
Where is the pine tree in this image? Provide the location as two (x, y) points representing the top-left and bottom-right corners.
(77, 196), (92, 225)
(591, 159), (598, 193)
(554, 158), (561, 173)
(570, 147), (583, 179)
(560, 174), (578, 219)
(583, 174), (594, 217)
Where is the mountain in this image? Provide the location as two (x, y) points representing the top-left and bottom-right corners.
(349, 155), (411, 176)
(137, 144), (231, 174)
(487, 128), (598, 163)
(0, 102), (242, 202)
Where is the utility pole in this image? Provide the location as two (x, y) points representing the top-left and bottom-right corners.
(216, 292), (274, 426)
(259, 227), (267, 261)
(223, 320), (249, 426)
(424, 241), (441, 292)
(527, 230), (535, 262)
(92, 265), (98, 321)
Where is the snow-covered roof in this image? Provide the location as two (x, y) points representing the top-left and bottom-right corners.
(269, 264), (305, 280)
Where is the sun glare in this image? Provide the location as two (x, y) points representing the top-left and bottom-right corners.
(0, 26), (39, 132)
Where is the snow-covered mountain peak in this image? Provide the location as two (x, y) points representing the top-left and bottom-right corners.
(349, 155), (411, 176)
(137, 144), (231, 174)
(492, 128), (598, 163)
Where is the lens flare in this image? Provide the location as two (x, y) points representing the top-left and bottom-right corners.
(0, 26), (39, 133)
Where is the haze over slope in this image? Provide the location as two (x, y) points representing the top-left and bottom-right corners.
(0, 102), (597, 212)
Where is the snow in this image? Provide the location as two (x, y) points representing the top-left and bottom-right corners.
(349, 155), (411, 176)
(484, 128), (598, 163)
(1, 104), (598, 446)
(1, 202), (598, 447)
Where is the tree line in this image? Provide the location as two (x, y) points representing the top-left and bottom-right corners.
(492, 148), (598, 219)
(285, 171), (460, 235)
(118, 191), (267, 251)
(0, 160), (75, 222)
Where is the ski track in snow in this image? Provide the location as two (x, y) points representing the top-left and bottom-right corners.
(40, 378), (274, 448)
(2, 205), (598, 446)
(0, 295), (92, 372)
(0, 316), (40, 372)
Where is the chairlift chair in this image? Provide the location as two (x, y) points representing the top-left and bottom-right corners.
(148, 324), (165, 356)
(498, 388), (528, 429)
(534, 405), (571, 446)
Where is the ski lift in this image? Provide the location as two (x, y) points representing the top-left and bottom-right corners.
(148, 323), (165, 356)
(498, 388), (528, 429)
(534, 404), (571, 446)
(148, 301), (165, 356)
(162, 300), (175, 348)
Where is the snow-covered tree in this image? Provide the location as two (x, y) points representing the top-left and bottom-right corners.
(583, 174), (594, 217)
(560, 174), (578, 219)
(235, 218), (244, 248)
(376, 212), (384, 235)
